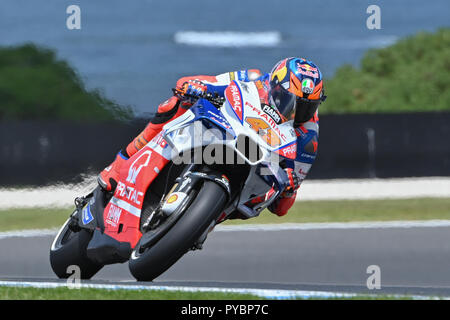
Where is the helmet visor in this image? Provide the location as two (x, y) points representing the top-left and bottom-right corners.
(270, 83), (320, 126)
(269, 83), (296, 119)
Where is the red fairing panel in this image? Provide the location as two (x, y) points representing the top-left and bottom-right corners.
(225, 81), (244, 123)
(103, 145), (170, 248)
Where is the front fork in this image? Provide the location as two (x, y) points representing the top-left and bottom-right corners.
(137, 165), (231, 251)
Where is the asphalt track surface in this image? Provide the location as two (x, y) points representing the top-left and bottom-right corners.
(2, 226), (450, 297)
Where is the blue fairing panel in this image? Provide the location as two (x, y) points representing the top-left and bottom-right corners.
(189, 99), (236, 137)
(206, 84), (228, 97)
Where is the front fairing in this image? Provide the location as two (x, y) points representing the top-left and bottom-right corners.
(162, 81), (298, 165)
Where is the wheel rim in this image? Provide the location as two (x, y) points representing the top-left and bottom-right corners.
(51, 218), (74, 251)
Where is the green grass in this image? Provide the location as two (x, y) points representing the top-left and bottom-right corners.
(223, 197), (450, 225)
(0, 207), (71, 232)
(1, 198), (450, 232)
(0, 286), (262, 300)
(0, 286), (431, 300)
(324, 295), (414, 300)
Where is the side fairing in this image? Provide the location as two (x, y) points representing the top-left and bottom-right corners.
(103, 143), (170, 248)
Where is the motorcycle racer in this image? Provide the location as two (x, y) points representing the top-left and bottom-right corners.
(98, 57), (326, 216)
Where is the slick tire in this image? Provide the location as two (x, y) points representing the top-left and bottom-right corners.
(50, 218), (103, 279)
(129, 180), (227, 281)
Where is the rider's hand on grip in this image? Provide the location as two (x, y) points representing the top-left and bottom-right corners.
(180, 80), (208, 98)
(281, 168), (300, 198)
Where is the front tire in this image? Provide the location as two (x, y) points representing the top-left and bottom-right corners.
(50, 218), (103, 279)
(129, 180), (227, 281)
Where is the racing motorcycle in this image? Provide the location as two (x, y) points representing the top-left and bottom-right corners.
(50, 80), (298, 281)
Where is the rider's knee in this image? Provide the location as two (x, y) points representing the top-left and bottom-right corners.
(151, 96), (181, 125)
(157, 96), (179, 113)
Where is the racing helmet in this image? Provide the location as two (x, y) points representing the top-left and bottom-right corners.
(268, 57), (326, 127)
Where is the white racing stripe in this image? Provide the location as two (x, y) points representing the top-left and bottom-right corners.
(2, 220), (450, 240)
(174, 31), (281, 47)
(0, 280), (443, 300)
(110, 197), (141, 218)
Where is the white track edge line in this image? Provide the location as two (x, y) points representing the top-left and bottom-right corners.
(214, 220), (450, 232)
(0, 280), (445, 300)
(3, 220), (450, 239)
(0, 228), (59, 240)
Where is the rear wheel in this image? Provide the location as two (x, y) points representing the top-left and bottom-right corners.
(129, 180), (227, 281)
(50, 218), (103, 279)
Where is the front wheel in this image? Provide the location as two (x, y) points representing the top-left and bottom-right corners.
(129, 180), (227, 281)
(50, 217), (103, 279)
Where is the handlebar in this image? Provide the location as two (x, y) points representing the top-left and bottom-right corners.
(172, 88), (226, 108)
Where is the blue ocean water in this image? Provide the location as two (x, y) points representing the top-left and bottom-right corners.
(0, 0), (448, 116)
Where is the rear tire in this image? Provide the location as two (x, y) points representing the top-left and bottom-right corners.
(129, 180), (227, 281)
(50, 218), (103, 279)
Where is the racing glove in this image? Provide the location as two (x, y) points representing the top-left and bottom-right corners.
(280, 168), (301, 198)
(267, 169), (300, 216)
(179, 80), (208, 98)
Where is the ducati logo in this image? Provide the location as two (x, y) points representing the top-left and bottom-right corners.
(126, 150), (152, 184)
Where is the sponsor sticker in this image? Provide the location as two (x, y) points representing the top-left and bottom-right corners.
(225, 82), (243, 122)
(207, 110), (232, 129)
(295, 162), (312, 180)
(82, 204), (94, 225)
(238, 70), (248, 81)
(115, 181), (144, 206)
(151, 132), (168, 149)
(167, 194), (178, 204)
(276, 142), (297, 159)
(106, 204), (122, 227)
(301, 78), (315, 94)
(161, 192), (188, 216)
(244, 102), (287, 143)
(297, 63), (319, 79)
(262, 104), (281, 124)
